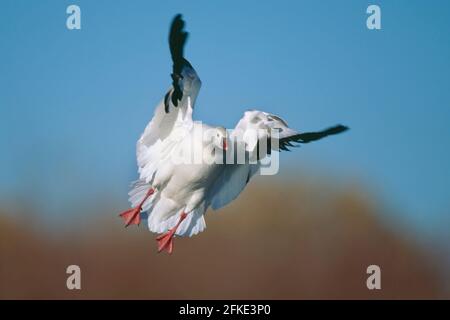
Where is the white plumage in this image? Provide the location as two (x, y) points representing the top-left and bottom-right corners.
(119, 14), (348, 253)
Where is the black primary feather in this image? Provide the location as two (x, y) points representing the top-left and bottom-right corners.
(278, 125), (349, 151)
(165, 14), (190, 111)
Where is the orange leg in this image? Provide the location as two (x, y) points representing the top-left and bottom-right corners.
(156, 212), (188, 254)
(119, 188), (154, 227)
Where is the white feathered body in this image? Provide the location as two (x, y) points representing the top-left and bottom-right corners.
(129, 102), (233, 237)
(124, 15), (347, 242)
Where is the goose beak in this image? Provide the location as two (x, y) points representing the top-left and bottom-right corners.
(222, 138), (227, 150)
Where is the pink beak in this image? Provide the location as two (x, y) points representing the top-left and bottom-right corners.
(222, 139), (227, 150)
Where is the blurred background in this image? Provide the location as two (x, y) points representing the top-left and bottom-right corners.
(1, 0), (449, 299)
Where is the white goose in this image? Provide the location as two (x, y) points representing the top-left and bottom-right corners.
(119, 14), (348, 253)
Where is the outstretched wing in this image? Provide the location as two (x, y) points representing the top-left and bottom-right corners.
(137, 14), (202, 184)
(208, 110), (348, 210)
(233, 110), (348, 153)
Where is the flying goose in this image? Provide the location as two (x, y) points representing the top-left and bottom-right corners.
(119, 14), (348, 253)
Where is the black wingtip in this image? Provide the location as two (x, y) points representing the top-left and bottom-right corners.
(300, 124), (350, 142)
(328, 124), (349, 135)
(170, 14), (185, 38)
(167, 14), (190, 108)
(169, 14), (188, 62)
(170, 14), (184, 32)
(278, 123), (349, 151)
(175, 13), (183, 21)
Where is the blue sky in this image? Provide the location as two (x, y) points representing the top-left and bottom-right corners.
(1, 0), (449, 236)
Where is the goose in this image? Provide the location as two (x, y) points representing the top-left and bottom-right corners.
(119, 14), (348, 253)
